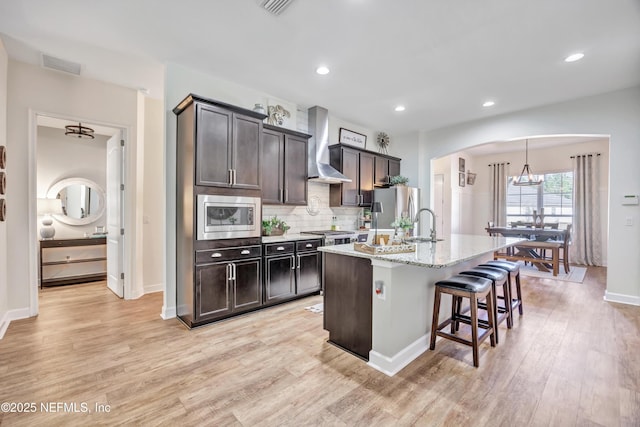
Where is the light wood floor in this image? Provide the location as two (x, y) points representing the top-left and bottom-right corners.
(1, 267), (639, 426)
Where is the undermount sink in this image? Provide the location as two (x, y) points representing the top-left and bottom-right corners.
(405, 236), (445, 243)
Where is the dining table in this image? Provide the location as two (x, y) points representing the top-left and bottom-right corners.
(485, 226), (568, 275)
(486, 227), (566, 241)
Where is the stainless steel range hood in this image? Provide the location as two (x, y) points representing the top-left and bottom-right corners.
(307, 106), (352, 183)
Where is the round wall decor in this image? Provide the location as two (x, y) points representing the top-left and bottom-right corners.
(0, 145), (5, 169)
(0, 171), (5, 195)
(0, 199), (5, 222)
(377, 132), (389, 154)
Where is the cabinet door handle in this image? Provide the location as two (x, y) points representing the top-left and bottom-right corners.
(232, 169), (237, 185)
(228, 263), (236, 280)
(276, 246), (285, 251)
(296, 254), (300, 269)
(226, 264), (232, 280)
(305, 243), (313, 248)
(211, 252), (223, 258)
(228, 169), (233, 185)
(240, 249), (251, 255)
(291, 255), (296, 270)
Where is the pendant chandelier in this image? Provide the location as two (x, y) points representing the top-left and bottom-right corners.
(513, 139), (543, 186)
(65, 122), (95, 139)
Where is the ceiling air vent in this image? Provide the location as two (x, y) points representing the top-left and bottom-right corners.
(260, 0), (295, 15)
(41, 54), (81, 76)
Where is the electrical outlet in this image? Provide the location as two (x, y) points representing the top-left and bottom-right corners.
(375, 280), (385, 300)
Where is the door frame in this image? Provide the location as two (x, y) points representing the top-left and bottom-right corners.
(27, 110), (138, 315)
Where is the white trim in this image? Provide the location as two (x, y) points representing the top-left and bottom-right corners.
(604, 291), (640, 306)
(144, 283), (163, 294)
(161, 305), (176, 320)
(370, 259), (405, 269)
(0, 307), (31, 340)
(0, 311), (9, 339)
(367, 333), (430, 377)
(29, 110), (137, 315)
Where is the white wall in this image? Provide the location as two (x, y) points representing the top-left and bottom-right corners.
(36, 126), (108, 238)
(142, 97), (164, 293)
(434, 138), (610, 265)
(6, 60), (140, 313)
(390, 131), (420, 188)
(0, 39), (8, 336)
(418, 87), (640, 305)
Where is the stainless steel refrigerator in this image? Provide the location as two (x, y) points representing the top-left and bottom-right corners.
(373, 186), (420, 229)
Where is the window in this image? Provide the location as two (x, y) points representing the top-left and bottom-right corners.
(507, 171), (573, 225)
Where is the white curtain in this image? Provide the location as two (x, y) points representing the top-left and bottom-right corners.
(572, 154), (602, 265)
(489, 163), (508, 227)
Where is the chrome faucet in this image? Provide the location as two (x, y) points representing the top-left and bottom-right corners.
(414, 208), (437, 242)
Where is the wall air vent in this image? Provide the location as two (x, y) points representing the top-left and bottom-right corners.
(260, 0), (295, 15)
(41, 54), (81, 76)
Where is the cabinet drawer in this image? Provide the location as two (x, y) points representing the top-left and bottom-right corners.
(42, 260), (107, 281)
(296, 239), (322, 252)
(196, 245), (261, 264)
(42, 245), (106, 263)
(264, 242), (295, 256)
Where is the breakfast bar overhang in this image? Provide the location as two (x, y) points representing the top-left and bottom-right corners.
(319, 234), (524, 376)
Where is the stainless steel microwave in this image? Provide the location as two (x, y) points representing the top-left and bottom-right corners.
(197, 194), (261, 240)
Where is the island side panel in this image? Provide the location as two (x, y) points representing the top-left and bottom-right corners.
(369, 254), (492, 376)
(323, 252), (373, 360)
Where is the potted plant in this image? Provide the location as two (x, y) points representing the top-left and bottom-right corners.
(390, 216), (414, 241)
(262, 216), (290, 236)
(389, 175), (409, 186)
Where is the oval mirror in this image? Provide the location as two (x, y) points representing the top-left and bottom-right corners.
(47, 178), (105, 226)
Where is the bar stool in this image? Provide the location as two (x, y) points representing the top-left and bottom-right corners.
(460, 266), (510, 344)
(430, 275), (496, 367)
(479, 260), (523, 324)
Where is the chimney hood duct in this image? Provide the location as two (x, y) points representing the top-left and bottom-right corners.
(307, 106), (352, 183)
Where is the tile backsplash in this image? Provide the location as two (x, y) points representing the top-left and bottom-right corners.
(262, 182), (362, 233)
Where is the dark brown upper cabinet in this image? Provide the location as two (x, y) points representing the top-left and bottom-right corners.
(374, 156), (401, 187)
(174, 94), (265, 190)
(262, 125), (310, 205)
(329, 145), (399, 207)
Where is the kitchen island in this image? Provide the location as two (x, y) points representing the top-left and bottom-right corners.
(318, 234), (524, 376)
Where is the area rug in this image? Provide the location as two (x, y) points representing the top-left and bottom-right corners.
(305, 303), (323, 313)
(519, 263), (587, 283)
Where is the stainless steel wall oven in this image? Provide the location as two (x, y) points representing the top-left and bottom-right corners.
(197, 194), (261, 240)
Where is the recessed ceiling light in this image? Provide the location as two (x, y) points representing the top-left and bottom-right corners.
(483, 101), (495, 107)
(316, 66), (330, 75)
(394, 105), (406, 112)
(565, 53), (584, 63)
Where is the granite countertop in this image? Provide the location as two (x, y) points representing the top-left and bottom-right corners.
(261, 233), (323, 244)
(318, 234), (526, 268)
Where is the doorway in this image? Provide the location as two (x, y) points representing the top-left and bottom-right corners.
(32, 113), (126, 306)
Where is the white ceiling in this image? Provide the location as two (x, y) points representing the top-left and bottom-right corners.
(1, 0), (639, 135)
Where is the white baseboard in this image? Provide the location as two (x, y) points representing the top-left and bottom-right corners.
(144, 283), (163, 294)
(367, 333), (430, 377)
(0, 307), (32, 340)
(161, 305), (176, 320)
(604, 291), (640, 306)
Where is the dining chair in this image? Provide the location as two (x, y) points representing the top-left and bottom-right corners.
(559, 224), (572, 273)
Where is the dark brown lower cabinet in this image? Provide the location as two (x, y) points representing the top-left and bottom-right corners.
(296, 250), (321, 294)
(193, 255), (262, 325)
(323, 252), (372, 360)
(263, 239), (322, 305)
(264, 254), (296, 303)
